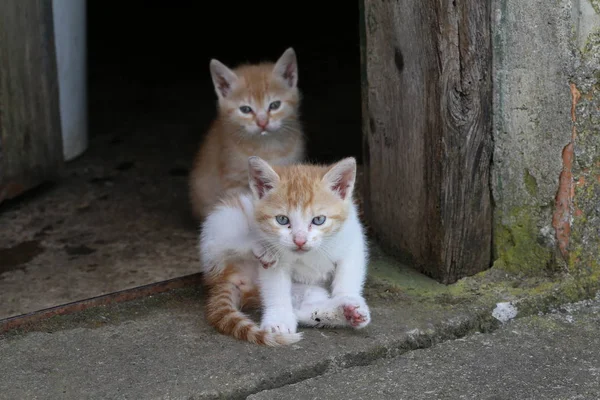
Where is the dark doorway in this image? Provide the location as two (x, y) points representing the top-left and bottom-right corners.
(88, 0), (362, 165)
(0, 1), (362, 321)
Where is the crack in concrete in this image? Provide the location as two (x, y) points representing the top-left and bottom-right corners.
(204, 311), (497, 400)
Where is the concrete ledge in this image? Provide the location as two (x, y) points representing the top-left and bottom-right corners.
(1, 246), (599, 399)
(249, 296), (600, 400)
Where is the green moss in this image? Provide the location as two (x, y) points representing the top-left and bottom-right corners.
(524, 169), (538, 197)
(493, 207), (552, 275)
(569, 92), (600, 278)
(581, 29), (600, 57)
(366, 246), (452, 299)
(591, 0), (600, 15)
(365, 240), (600, 329)
(569, 215), (600, 277)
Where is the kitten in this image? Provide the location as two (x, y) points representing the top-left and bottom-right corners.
(199, 156), (370, 346)
(189, 48), (306, 221)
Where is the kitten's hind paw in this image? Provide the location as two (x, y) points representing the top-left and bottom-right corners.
(342, 304), (370, 328)
(307, 296), (371, 329)
(335, 296), (371, 329)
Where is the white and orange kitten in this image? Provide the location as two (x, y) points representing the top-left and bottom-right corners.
(199, 156), (370, 346)
(189, 48), (305, 221)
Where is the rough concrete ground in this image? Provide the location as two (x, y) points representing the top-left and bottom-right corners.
(251, 295), (600, 400)
(1, 278), (599, 400)
(0, 257), (490, 400)
(0, 298), (462, 399)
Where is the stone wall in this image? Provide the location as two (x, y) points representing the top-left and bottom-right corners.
(492, 0), (600, 281)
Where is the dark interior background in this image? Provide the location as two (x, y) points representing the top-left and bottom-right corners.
(87, 0), (362, 166)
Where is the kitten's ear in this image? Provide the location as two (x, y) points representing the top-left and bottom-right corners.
(322, 157), (357, 201)
(209, 59), (238, 99)
(272, 48), (298, 88)
(248, 156), (280, 200)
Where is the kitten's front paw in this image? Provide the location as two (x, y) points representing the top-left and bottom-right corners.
(252, 243), (278, 269)
(261, 314), (298, 334)
(335, 296), (371, 329)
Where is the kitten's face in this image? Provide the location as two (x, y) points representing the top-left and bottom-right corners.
(222, 76), (298, 135)
(248, 157), (356, 256)
(210, 48), (300, 136)
(257, 187), (346, 255)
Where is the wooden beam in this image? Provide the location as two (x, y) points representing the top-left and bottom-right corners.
(361, 0), (493, 284)
(0, 0), (63, 204)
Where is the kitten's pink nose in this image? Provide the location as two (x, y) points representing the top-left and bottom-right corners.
(293, 237), (307, 248)
(256, 114), (269, 129)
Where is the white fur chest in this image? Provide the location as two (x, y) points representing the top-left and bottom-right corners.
(288, 252), (335, 285)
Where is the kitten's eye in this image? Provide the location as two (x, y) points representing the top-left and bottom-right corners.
(269, 101), (281, 111)
(239, 106), (253, 114)
(312, 216), (326, 226)
(275, 215), (290, 225)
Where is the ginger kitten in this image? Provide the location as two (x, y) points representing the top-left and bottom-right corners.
(199, 156), (370, 346)
(189, 48), (306, 221)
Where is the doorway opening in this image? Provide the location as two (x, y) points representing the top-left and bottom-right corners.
(0, 0), (362, 320)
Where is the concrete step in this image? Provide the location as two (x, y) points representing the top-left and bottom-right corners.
(249, 296), (600, 400)
(1, 250), (598, 399)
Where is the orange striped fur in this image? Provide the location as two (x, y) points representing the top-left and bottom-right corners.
(203, 263), (301, 346)
(254, 164), (351, 237)
(189, 48), (305, 221)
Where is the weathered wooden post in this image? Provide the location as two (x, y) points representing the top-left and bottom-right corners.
(360, 0), (493, 283)
(0, 0), (63, 204)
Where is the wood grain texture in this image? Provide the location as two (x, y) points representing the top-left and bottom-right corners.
(0, 0), (63, 204)
(361, 0), (492, 283)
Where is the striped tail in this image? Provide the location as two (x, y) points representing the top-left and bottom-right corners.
(205, 282), (303, 346)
